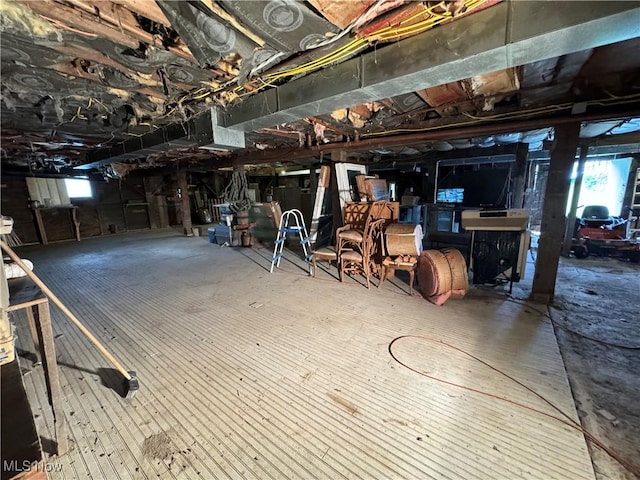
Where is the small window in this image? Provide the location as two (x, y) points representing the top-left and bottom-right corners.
(65, 178), (93, 198)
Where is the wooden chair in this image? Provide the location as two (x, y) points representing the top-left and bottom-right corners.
(336, 201), (397, 287)
(338, 200), (388, 249)
(310, 246), (337, 277)
(338, 218), (385, 288)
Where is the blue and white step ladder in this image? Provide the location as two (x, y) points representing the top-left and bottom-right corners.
(270, 209), (311, 274)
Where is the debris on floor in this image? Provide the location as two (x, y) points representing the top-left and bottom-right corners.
(142, 432), (175, 461)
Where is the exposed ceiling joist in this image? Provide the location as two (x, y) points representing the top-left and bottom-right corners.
(218, 106), (640, 167)
(220, 1), (640, 132)
(3, 1), (640, 172)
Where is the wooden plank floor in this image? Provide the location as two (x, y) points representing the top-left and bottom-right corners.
(13, 229), (595, 480)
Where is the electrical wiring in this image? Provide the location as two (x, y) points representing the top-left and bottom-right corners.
(360, 116), (497, 137)
(374, 8), (453, 40)
(398, 1), (448, 25)
(158, 86), (215, 119)
(63, 105), (87, 125)
(360, 91), (640, 138)
(222, 169), (252, 212)
(471, 292), (640, 350)
(548, 304), (640, 349)
(232, 38), (366, 98)
(191, 90), (212, 100)
(462, 103), (573, 121)
(589, 93), (640, 107)
(375, 0), (484, 41)
(217, 0), (459, 97)
(247, 0), (388, 80)
(388, 335), (640, 477)
(265, 38), (367, 80)
(460, 91), (640, 122)
(233, 0), (487, 98)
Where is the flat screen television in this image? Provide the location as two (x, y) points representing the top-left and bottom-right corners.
(437, 188), (464, 204)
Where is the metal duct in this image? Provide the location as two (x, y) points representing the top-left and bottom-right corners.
(79, 108), (245, 169)
(220, 1), (640, 131)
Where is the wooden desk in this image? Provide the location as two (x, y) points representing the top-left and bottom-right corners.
(32, 206), (80, 246)
(8, 279), (67, 455)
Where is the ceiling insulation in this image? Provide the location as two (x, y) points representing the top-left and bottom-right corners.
(0, 0), (639, 173)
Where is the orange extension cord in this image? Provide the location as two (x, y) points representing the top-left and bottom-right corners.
(388, 335), (640, 477)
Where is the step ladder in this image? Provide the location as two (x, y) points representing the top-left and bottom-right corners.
(270, 209), (311, 273)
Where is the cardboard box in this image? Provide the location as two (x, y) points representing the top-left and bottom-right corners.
(365, 179), (389, 201)
(319, 165), (331, 188)
(401, 195), (420, 206)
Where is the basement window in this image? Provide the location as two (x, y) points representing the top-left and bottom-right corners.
(65, 178), (93, 198)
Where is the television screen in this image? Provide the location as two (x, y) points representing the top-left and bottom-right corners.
(437, 188), (464, 203)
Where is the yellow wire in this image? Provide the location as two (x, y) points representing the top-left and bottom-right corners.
(400, 0), (484, 31)
(265, 38), (367, 80)
(277, 0), (480, 76)
(376, 0), (484, 40)
(376, 17), (444, 40)
(76, 106), (87, 120)
(234, 0), (487, 97)
(462, 103), (572, 121)
(399, 2), (448, 25)
(192, 91), (212, 100)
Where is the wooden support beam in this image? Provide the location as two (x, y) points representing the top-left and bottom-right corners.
(309, 116), (353, 138)
(621, 157), (640, 217)
(33, 209), (48, 246)
(118, 179), (129, 231)
(422, 161), (437, 203)
(531, 123), (581, 303)
(65, 0), (150, 38)
(24, 0), (197, 63)
(24, 0), (139, 49)
(561, 146), (588, 256)
(55, 45), (140, 78)
(142, 176), (159, 229)
(228, 107), (640, 167)
(111, 0), (171, 26)
(256, 128), (302, 140)
(177, 168), (192, 235)
(511, 142), (529, 209)
(33, 301), (68, 454)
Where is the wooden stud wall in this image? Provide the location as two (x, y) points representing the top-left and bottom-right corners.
(0, 172), (172, 245)
(0, 177), (39, 244)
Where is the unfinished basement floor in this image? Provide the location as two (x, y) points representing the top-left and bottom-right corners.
(12, 229), (609, 479)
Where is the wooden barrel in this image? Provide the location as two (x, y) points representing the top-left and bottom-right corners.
(442, 248), (469, 297)
(385, 223), (423, 256)
(417, 250), (452, 306)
